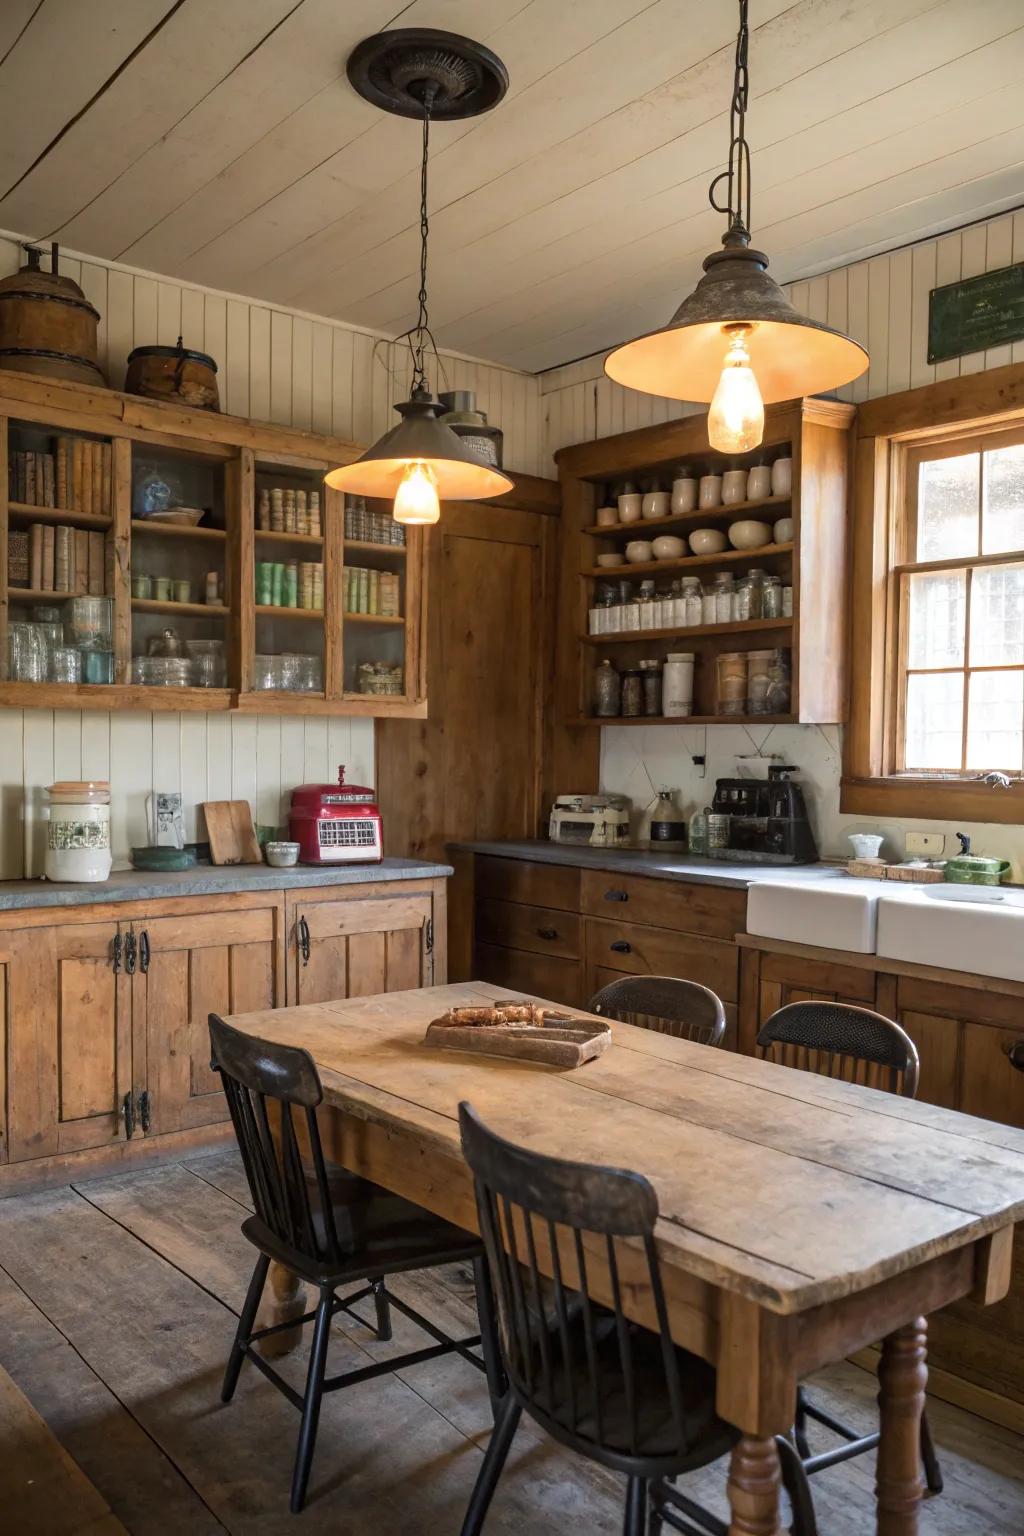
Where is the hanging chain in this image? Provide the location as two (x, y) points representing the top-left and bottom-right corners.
(410, 93), (434, 394)
(708, 0), (752, 241)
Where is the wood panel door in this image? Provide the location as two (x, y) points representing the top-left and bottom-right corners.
(7, 922), (131, 1162)
(138, 908), (278, 1135)
(288, 891), (434, 1006)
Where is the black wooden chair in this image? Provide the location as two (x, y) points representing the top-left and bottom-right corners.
(588, 976), (727, 1048)
(457, 1102), (817, 1536)
(209, 1014), (503, 1513)
(756, 1000), (943, 1521)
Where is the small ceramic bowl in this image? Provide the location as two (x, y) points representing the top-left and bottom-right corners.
(687, 527), (728, 556)
(625, 540), (654, 564)
(596, 552), (622, 567)
(265, 841), (300, 868)
(728, 519), (772, 551)
(773, 516), (794, 544)
(651, 535), (686, 560)
(849, 833), (884, 860)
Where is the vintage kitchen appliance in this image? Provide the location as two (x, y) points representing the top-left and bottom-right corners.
(549, 793), (630, 847)
(710, 766), (818, 864)
(288, 765), (383, 864)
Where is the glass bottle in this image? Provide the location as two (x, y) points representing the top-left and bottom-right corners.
(593, 658), (621, 718)
(621, 667), (643, 718)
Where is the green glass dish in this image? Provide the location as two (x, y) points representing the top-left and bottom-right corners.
(130, 846), (198, 872)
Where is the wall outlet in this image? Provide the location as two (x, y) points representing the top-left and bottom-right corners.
(905, 831), (945, 858)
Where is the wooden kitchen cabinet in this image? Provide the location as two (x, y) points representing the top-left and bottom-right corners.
(285, 881), (444, 1006)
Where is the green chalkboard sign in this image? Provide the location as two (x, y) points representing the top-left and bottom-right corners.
(928, 262), (1024, 364)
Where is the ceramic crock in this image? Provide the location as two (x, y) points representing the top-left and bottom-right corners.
(44, 781), (112, 883)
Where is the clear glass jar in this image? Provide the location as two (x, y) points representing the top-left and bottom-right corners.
(621, 600), (640, 632)
(702, 590), (717, 625)
(736, 572), (762, 621)
(8, 622), (46, 681)
(713, 573), (734, 624)
(746, 648), (775, 714)
(638, 659), (663, 716)
(782, 584), (793, 617)
(621, 667), (643, 718)
(716, 651), (747, 715)
(593, 658), (621, 717)
(683, 580), (703, 627)
(766, 648), (792, 713)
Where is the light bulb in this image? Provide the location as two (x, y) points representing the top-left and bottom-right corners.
(393, 461), (439, 525)
(707, 327), (764, 453)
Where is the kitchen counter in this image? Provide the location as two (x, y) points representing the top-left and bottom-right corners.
(0, 857), (452, 911)
(450, 839), (843, 891)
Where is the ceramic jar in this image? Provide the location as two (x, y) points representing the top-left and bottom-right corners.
(773, 516), (794, 544)
(671, 470), (698, 514)
(747, 462), (772, 500)
(771, 456), (792, 497)
(595, 503), (619, 527)
(618, 482), (642, 523)
(642, 485), (671, 519)
(44, 780), (112, 883)
(699, 473), (722, 509)
(722, 467), (748, 505)
(663, 653), (695, 717)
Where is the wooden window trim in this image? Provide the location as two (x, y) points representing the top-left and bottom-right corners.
(842, 368), (1024, 824)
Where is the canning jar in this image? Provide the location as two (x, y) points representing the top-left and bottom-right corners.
(746, 648), (775, 714)
(621, 667), (643, 718)
(716, 651), (747, 714)
(638, 659), (663, 717)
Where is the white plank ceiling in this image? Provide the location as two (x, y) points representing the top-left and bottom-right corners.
(1, 0), (1022, 373)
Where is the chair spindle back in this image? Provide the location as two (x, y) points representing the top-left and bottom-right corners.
(589, 975), (726, 1047)
(756, 1000), (920, 1098)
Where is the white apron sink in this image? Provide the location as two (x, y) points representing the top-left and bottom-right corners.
(746, 876), (883, 954)
(877, 886), (1024, 984)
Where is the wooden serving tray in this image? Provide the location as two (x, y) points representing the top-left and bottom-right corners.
(424, 1005), (611, 1067)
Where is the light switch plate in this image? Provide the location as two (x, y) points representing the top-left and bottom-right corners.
(906, 831), (945, 857)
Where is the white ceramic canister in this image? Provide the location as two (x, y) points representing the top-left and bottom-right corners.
(771, 456), (793, 496)
(747, 463), (772, 500)
(45, 781), (112, 883)
(721, 468), (748, 505)
(671, 472), (698, 514)
(698, 473), (722, 509)
(663, 653), (695, 717)
(642, 487), (671, 520)
(618, 489), (643, 524)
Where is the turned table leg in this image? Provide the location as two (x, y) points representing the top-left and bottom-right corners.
(876, 1317), (928, 1536)
(257, 1261), (307, 1358)
(727, 1435), (782, 1536)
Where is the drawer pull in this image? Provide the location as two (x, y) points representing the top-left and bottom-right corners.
(604, 889), (629, 903)
(610, 940), (632, 954)
(537, 927), (559, 941)
(1007, 1040), (1024, 1073)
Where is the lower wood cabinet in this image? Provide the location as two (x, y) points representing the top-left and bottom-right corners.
(285, 884), (438, 1005)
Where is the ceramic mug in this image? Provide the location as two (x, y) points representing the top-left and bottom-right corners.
(642, 489), (671, 519)
(671, 475), (698, 514)
(722, 468), (748, 505)
(699, 474), (722, 509)
(618, 492), (643, 524)
(747, 464), (772, 500)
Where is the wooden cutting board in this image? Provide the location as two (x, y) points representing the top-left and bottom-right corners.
(202, 801), (262, 865)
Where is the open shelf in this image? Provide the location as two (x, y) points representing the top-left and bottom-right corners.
(583, 542), (794, 579)
(584, 493), (790, 537)
(582, 617), (793, 644)
(344, 612), (405, 627)
(131, 519), (226, 542)
(568, 712), (798, 727)
(8, 501), (111, 531)
(255, 529), (323, 548)
(132, 598), (229, 619)
(254, 603), (323, 622)
(9, 586), (86, 603)
(343, 539), (407, 559)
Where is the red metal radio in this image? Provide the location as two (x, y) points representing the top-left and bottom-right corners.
(288, 765), (383, 864)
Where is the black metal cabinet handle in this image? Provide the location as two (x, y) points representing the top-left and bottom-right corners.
(112, 932), (122, 973)
(124, 930), (137, 975)
(138, 1090), (152, 1133)
(604, 889), (629, 902)
(122, 1092), (135, 1139)
(537, 927), (559, 941)
(1007, 1040), (1024, 1073)
(610, 939), (632, 954)
(298, 916), (311, 966)
(139, 929), (150, 974)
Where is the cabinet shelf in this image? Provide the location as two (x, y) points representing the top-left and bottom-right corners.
(343, 539), (407, 559)
(254, 602), (323, 621)
(344, 612), (405, 627)
(8, 501), (111, 531)
(131, 518), (226, 542)
(581, 617), (793, 644)
(8, 586), (87, 603)
(132, 598), (228, 619)
(583, 542), (793, 580)
(567, 712), (798, 727)
(255, 528), (323, 548)
(583, 493), (789, 537)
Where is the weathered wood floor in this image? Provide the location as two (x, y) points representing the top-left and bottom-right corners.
(0, 1149), (1021, 1534)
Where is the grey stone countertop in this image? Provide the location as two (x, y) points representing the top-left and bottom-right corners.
(449, 839), (845, 891)
(0, 857), (453, 911)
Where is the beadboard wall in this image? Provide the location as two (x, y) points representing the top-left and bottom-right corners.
(0, 233), (542, 879)
(539, 207), (1024, 869)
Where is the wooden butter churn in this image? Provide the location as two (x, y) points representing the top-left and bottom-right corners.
(0, 243), (105, 385)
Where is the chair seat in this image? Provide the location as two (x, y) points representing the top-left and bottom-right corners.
(241, 1167), (481, 1286)
(521, 1310), (739, 1473)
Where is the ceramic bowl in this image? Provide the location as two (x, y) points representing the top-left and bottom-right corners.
(625, 540), (654, 564)
(651, 535), (686, 560)
(728, 519), (772, 551)
(849, 833), (884, 860)
(265, 841), (300, 868)
(773, 516), (794, 544)
(596, 552), (622, 567)
(687, 527), (728, 556)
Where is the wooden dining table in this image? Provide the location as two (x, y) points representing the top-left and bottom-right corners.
(224, 981), (1024, 1536)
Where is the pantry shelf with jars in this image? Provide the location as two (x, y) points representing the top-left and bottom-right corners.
(554, 396), (854, 728)
(0, 367), (435, 716)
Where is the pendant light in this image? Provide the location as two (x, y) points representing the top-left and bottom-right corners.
(325, 30), (513, 522)
(604, 0), (868, 450)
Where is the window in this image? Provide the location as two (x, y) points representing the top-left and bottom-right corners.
(898, 430), (1024, 776)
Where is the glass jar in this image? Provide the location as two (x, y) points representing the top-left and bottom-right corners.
(688, 808), (709, 856)
(746, 648), (775, 714)
(762, 574), (783, 619)
(638, 659), (663, 717)
(716, 651), (747, 715)
(782, 584), (793, 617)
(44, 780), (112, 883)
(8, 622), (46, 681)
(713, 573), (734, 624)
(593, 658), (621, 718)
(682, 579), (703, 627)
(736, 570), (764, 621)
(766, 648), (792, 713)
(621, 598), (640, 632)
(51, 647), (82, 683)
(621, 667), (643, 718)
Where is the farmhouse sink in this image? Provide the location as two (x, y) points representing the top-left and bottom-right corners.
(746, 876), (884, 954)
(877, 886), (1024, 983)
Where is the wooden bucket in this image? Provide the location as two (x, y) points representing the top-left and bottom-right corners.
(125, 337), (219, 411)
(0, 245), (105, 386)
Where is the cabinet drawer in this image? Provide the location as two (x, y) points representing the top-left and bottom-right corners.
(476, 942), (583, 1009)
(580, 871), (745, 940)
(585, 917), (738, 1003)
(476, 856), (580, 913)
(476, 898), (580, 960)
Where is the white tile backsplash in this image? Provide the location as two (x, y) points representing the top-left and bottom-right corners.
(600, 723), (1024, 883)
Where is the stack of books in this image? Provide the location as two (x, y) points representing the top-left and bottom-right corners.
(8, 437), (112, 514)
(8, 525), (107, 594)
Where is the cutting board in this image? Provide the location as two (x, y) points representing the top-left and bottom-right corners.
(202, 801), (262, 865)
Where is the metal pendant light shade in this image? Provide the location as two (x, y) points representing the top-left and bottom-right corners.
(325, 389), (512, 500)
(605, 239), (868, 403)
